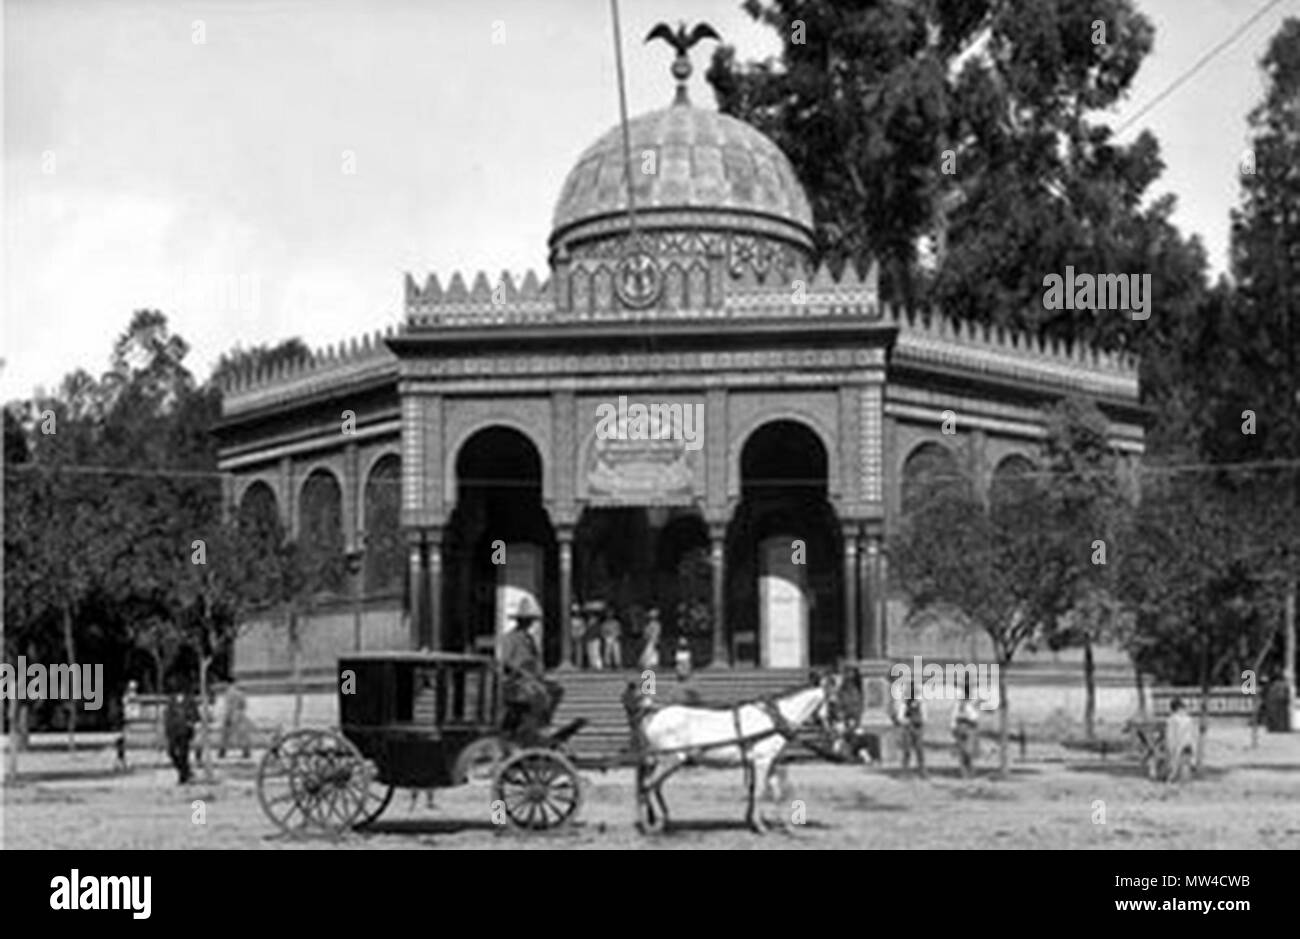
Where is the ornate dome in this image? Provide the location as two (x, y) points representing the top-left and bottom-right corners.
(549, 103), (815, 256)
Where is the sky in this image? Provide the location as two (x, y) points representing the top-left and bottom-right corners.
(3, 0), (1297, 402)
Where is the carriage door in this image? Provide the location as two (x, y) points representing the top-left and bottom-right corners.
(758, 535), (808, 668)
(495, 543), (543, 656)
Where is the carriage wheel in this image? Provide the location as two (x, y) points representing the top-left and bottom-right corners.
(491, 748), (583, 831)
(256, 729), (370, 837)
(453, 737), (508, 785)
(353, 778), (394, 830)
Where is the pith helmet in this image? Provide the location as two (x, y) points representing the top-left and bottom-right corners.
(511, 596), (541, 622)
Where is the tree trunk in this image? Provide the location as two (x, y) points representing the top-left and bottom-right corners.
(1135, 663), (1147, 718)
(290, 608), (303, 730)
(1285, 582), (1297, 732)
(149, 647), (165, 695)
(1197, 630), (1212, 771)
(5, 694), (19, 780)
(1083, 638), (1097, 740)
(198, 654), (214, 783)
(998, 659), (1010, 777)
(61, 603), (78, 753)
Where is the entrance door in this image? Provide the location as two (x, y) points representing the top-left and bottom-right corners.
(758, 536), (807, 668)
(494, 543), (543, 657)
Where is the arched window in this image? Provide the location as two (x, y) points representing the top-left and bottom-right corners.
(363, 455), (403, 595)
(901, 442), (973, 516)
(299, 469), (345, 594)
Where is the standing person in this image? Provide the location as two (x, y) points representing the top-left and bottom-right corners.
(891, 689), (926, 778)
(218, 678), (251, 759)
(951, 697), (979, 778)
(673, 635), (692, 679)
(584, 602), (605, 670)
(638, 608), (662, 670)
(164, 689), (199, 784)
(1163, 697), (1197, 783)
(569, 603), (587, 668)
(601, 605), (623, 670)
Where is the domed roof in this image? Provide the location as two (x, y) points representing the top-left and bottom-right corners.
(549, 103), (814, 250)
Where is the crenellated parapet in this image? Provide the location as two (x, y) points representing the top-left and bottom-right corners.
(887, 305), (1139, 400)
(405, 270), (553, 327)
(221, 327), (401, 416)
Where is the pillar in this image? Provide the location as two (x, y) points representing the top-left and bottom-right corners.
(427, 528), (443, 652)
(861, 531), (886, 659)
(407, 534), (425, 650)
(709, 524), (727, 667)
(557, 527), (575, 669)
(842, 525), (860, 662)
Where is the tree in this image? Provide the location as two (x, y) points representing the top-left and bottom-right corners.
(706, 0), (1206, 356)
(892, 456), (1055, 774)
(11, 373), (121, 751)
(1223, 16), (1300, 720)
(1031, 397), (1131, 738)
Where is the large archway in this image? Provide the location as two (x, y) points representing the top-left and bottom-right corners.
(728, 420), (842, 667)
(444, 427), (557, 665)
(573, 507), (710, 668)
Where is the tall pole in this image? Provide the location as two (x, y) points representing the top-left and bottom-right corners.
(609, 0), (638, 244)
(1285, 589), (1297, 730)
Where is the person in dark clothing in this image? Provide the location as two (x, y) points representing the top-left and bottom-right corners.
(500, 597), (563, 744)
(891, 689), (927, 777)
(164, 690), (199, 784)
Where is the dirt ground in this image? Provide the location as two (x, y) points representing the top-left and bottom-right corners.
(3, 726), (1298, 849)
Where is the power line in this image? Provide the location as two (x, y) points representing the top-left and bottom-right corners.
(1115, 0), (1289, 134)
(10, 455), (1300, 486)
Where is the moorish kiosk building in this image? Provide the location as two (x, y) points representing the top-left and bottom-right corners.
(218, 53), (1144, 734)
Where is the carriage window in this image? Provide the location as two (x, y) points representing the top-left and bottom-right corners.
(395, 666), (415, 722)
(412, 668), (439, 724)
(343, 664), (391, 725)
(449, 668), (466, 722)
(435, 666), (448, 725)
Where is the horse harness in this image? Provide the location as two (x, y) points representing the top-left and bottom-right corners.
(629, 693), (849, 763)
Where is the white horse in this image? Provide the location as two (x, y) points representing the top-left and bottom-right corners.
(624, 671), (851, 834)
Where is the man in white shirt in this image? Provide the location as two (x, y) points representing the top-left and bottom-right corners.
(1164, 698), (1197, 782)
(951, 698), (979, 778)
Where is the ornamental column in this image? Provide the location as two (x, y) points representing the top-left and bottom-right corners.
(861, 528), (886, 659)
(557, 527), (575, 669)
(427, 527), (443, 652)
(406, 533), (425, 650)
(842, 524), (860, 662)
(709, 523), (728, 667)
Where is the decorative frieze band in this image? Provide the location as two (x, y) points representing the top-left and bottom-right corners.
(400, 347), (884, 379)
(401, 395), (424, 521)
(860, 385), (884, 503)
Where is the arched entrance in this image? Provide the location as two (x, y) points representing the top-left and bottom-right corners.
(444, 427), (558, 665)
(728, 420), (842, 667)
(573, 507), (711, 668)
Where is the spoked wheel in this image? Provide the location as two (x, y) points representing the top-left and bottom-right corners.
(256, 729), (372, 837)
(453, 736), (508, 785)
(353, 778), (394, 830)
(491, 748), (583, 831)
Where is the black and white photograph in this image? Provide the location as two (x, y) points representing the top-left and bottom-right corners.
(1, 0), (1297, 904)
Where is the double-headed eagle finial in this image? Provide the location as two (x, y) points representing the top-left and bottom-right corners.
(645, 20), (721, 105)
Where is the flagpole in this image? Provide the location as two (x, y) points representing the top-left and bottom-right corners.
(609, 0), (638, 244)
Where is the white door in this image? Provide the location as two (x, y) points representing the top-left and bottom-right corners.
(495, 543), (544, 657)
(759, 536), (808, 668)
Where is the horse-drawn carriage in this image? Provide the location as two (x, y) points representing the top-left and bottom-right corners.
(256, 651), (585, 836)
(256, 648), (866, 838)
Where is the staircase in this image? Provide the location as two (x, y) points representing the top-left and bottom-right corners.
(550, 668), (816, 763)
